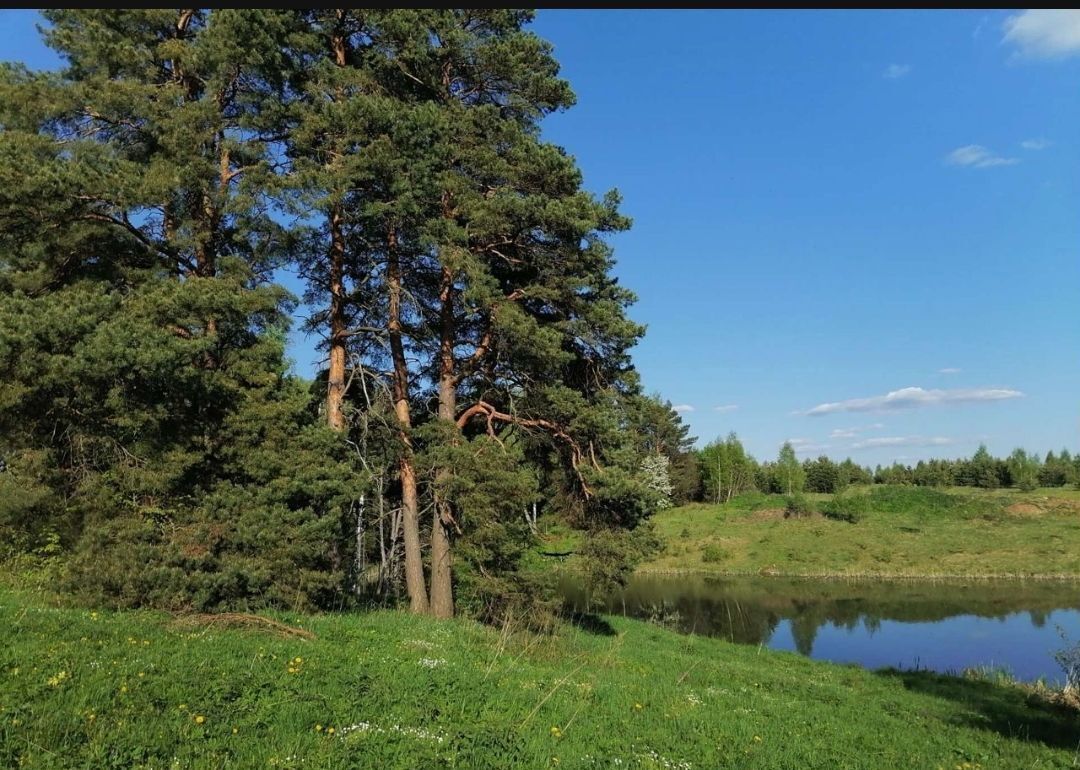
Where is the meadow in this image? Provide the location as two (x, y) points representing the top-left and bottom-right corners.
(2, 585), (1079, 769)
(640, 486), (1080, 579)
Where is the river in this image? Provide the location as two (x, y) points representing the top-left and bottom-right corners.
(562, 574), (1080, 684)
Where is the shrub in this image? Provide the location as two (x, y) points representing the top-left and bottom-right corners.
(783, 493), (814, 518)
(822, 491), (871, 523)
(701, 544), (729, 563)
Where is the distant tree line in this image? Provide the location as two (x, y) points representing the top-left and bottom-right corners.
(650, 431), (1080, 502)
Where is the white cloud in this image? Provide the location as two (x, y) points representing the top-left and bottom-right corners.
(787, 438), (831, 454)
(829, 423), (885, 440)
(938, 367), (962, 375)
(805, 386), (1023, 416)
(852, 436), (955, 450)
(1003, 10), (1080, 59)
(883, 63), (911, 79)
(713, 404), (739, 413)
(1020, 138), (1052, 150)
(671, 404), (694, 413)
(946, 145), (1019, 169)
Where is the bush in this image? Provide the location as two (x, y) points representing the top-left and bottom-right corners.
(783, 493), (814, 518)
(701, 544), (729, 563)
(822, 491), (871, 523)
(1055, 634), (1080, 693)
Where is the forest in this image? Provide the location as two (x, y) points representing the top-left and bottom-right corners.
(0, 10), (672, 621)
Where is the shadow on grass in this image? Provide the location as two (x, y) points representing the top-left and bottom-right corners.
(565, 612), (617, 636)
(879, 668), (1080, 750)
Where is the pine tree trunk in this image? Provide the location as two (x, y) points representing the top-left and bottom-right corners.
(429, 266), (456, 618)
(388, 225), (429, 614)
(326, 205), (347, 430)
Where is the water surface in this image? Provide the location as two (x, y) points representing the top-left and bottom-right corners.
(563, 574), (1080, 683)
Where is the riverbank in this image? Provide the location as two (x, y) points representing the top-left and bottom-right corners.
(2, 587), (1078, 768)
(640, 486), (1080, 579)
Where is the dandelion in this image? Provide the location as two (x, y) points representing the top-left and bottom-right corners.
(327, 727), (335, 735)
(633, 702), (643, 711)
(752, 735), (762, 743)
(194, 715), (206, 725)
(315, 724), (323, 732)
(550, 726), (563, 738)
(232, 727), (238, 735)
(120, 685), (128, 694)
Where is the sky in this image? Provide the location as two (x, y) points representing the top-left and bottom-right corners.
(3, 9), (1079, 465)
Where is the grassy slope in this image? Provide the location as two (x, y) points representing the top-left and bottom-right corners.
(643, 487), (1080, 578)
(2, 589), (1078, 769)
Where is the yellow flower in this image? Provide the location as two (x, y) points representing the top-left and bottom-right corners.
(315, 724), (323, 732)
(137, 672), (145, 678)
(232, 727), (239, 735)
(753, 735), (762, 743)
(633, 702), (643, 711)
(194, 715), (206, 725)
(550, 726), (563, 738)
(119, 685), (128, 694)
(46, 671), (68, 687)
(327, 727), (335, 735)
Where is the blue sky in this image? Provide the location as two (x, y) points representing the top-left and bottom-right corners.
(3, 9), (1078, 464)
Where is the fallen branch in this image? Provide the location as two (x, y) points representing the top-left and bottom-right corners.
(169, 612), (316, 641)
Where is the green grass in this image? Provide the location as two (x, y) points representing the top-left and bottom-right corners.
(645, 486), (1080, 578)
(2, 588), (1078, 769)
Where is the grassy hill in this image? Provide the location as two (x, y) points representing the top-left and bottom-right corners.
(2, 586), (1078, 769)
(642, 486), (1080, 578)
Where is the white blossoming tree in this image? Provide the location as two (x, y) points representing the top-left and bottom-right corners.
(640, 454), (674, 510)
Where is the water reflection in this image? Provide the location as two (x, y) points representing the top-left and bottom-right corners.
(562, 575), (1080, 683)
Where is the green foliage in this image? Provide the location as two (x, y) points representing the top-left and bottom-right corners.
(626, 394), (699, 504)
(804, 455), (843, 494)
(775, 442), (806, 495)
(783, 493), (814, 518)
(575, 525), (661, 605)
(822, 490), (871, 523)
(1007, 449), (1040, 492)
(701, 544), (729, 563)
(698, 432), (757, 503)
(968, 444), (1002, 489)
